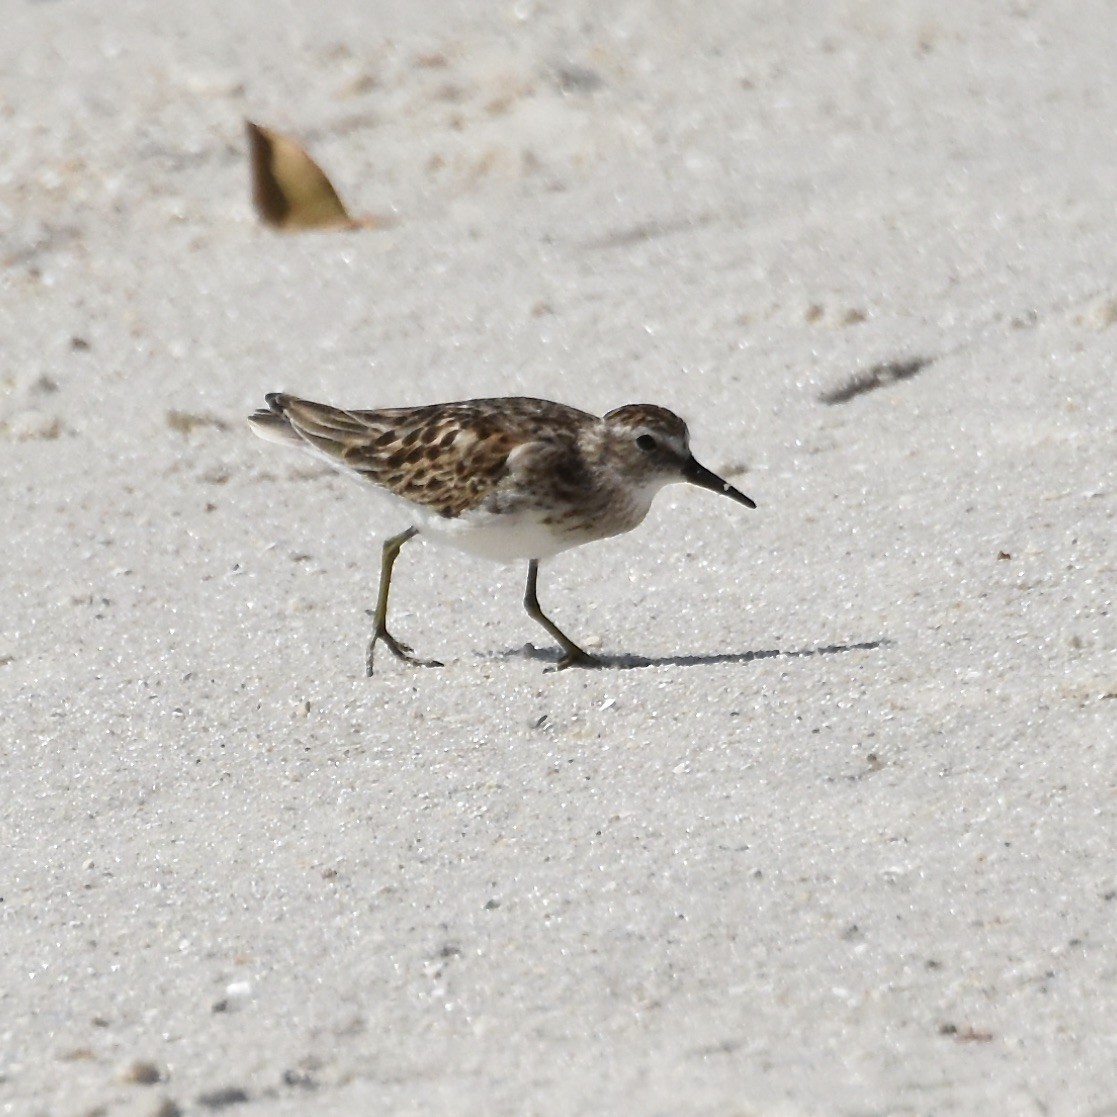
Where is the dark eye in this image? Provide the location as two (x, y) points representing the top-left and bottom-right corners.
(636, 434), (657, 453)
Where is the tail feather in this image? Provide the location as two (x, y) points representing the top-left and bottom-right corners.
(247, 392), (380, 465)
(271, 394), (376, 445)
(247, 394), (302, 447)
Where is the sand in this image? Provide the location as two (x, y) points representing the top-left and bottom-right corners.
(3, 2), (1115, 1114)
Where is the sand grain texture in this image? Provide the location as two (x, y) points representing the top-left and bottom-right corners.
(2, 2), (1115, 1114)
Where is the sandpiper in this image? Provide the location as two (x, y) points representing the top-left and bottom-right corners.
(249, 393), (755, 672)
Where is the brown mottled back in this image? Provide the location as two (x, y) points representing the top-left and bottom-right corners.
(251, 394), (598, 518)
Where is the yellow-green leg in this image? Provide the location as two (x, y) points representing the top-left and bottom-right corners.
(523, 559), (598, 670)
(366, 527), (443, 675)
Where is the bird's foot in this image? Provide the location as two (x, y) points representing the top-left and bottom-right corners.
(553, 645), (601, 671)
(367, 629), (444, 675)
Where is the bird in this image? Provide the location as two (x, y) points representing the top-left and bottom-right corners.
(248, 392), (755, 673)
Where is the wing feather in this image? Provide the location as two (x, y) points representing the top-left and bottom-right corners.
(249, 394), (593, 518)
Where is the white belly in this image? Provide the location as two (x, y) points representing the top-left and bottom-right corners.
(412, 505), (575, 562)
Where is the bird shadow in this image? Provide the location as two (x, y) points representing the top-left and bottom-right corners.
(505, 637), (891, 671)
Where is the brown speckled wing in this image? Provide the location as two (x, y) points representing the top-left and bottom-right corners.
(263, 394), (595, 518)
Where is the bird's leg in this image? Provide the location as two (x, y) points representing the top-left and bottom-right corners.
(367, 527), (443, 675)
(523, 559), (598, 669)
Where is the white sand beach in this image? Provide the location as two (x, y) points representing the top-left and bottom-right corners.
(2, 2), (1115, 1113)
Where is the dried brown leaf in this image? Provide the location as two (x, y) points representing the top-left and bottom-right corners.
(246, 120), (358, 231)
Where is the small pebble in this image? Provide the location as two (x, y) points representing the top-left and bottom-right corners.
(196, 1086), (249, 1109)
(117, 1059), (162, 1085)
(58, 1047), (95, 1062)
(281, 1068), (317, 1090)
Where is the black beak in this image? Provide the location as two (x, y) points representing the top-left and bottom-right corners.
(683, 456), (756, 508)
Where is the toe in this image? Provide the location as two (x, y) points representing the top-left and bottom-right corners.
(556, 648), (599, 670)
